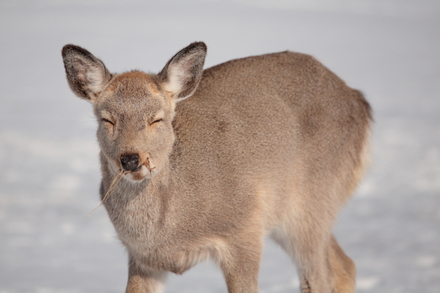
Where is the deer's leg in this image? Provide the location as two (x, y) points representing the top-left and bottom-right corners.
(125, 255), (167, 293)
(271, 214), (335, 293)
(295, 235), (356, 293)
(220, 233), (263, 293)
(272, 218), (356, 293)
(328, 235), (356, 293)
(295, 238), (333, 293)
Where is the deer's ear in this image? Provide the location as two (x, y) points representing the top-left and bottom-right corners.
(158, 42), (207, 102)
(62, 44), (112, 103)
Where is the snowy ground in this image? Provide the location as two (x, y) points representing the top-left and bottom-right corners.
(0, 1), (439, 292)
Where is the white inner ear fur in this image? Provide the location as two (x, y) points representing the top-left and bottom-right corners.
(163, 57), (196, 102)
(86, 66), (105, 94)
(163, 65), (186, 96)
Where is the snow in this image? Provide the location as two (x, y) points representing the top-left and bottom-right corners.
(0, 0), (439, 292)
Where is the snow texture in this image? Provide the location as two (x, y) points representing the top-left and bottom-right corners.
(0, 0), (439, 292)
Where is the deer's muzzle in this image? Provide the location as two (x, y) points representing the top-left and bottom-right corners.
(120, 153), (140, 172)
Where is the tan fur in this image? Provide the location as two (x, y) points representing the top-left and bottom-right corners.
(62, 42), (372, 293)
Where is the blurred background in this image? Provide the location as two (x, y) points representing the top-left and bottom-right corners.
(0, 0), (439, 292)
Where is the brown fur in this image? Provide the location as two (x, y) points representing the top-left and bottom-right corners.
(62, 42), (371, 293)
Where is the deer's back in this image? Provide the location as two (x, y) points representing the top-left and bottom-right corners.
(170, 51), (370, 229)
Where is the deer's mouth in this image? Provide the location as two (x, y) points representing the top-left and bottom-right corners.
(132, 165), (142, 173)
(107, 156), (156, 182)
(124, 165), (149, 181)
(124, 158), (157, 182)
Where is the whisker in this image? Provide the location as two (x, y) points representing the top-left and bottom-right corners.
(145, 157), (156, 192)
(86, 169), (128, 217)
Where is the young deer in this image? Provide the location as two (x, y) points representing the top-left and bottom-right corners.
(62, 42), (371, 293)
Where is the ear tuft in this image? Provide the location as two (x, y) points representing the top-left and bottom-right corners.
(158, 42), (207, 102)
(62, 45), (112, 102)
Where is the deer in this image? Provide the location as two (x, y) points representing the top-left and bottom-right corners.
(62, 41), (371, 293)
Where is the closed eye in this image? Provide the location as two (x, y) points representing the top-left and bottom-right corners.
(151, 118), (163, 125)
(101, 118), (115, 125)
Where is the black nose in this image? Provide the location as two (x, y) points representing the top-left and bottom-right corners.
(120, 153), (140, 172)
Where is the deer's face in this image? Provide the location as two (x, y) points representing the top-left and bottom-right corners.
(95, 72), (176, 181)
(62, 42), (206, 182)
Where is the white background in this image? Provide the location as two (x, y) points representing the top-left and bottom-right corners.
(0, 0), (439, 292)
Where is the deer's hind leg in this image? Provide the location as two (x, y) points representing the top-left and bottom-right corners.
(270, 218), (355, 293)
(328, 235), (356, 293)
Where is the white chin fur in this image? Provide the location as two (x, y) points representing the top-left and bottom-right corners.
(125, 165), (157, 182)
(107, 158), (157, 182)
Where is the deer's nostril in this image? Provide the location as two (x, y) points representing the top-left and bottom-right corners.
(120, 153), (140, 172)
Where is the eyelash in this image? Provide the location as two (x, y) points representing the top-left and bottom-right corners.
(101, 118), (163, 126)
(101, 118), (115, 125)
(151, 118), (163, 125)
